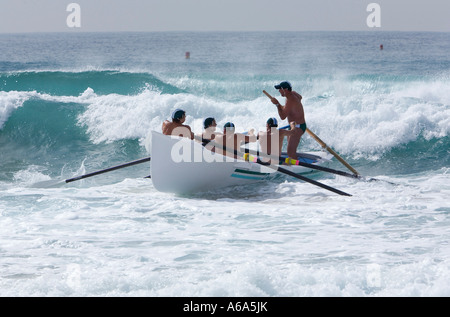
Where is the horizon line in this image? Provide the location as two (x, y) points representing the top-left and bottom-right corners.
(1, 29), (449, 35)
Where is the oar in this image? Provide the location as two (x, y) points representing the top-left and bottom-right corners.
(305, 129), (361, 176)
(270, 120), (394, 183)
(240, 146), (396, 184)
(65, 157), (151, 183)
(196, 136), (351, 197)
(262, 90), (361, 176)
(241, 148), (362, 180)
(32, 157), (151, 188)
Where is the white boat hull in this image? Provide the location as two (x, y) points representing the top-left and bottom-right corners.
(150, 131), (332, 194)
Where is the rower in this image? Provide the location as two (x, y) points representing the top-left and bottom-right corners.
(214, 122), (257, 159)
(162, 108), (194, 140)
(256, 119), (297, 165)
(197, 117), (222, 151)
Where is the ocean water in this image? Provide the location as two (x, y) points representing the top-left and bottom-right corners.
(0, 31), (449, 297)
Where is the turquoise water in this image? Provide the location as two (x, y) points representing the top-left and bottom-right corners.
(0, 32), (449, 296)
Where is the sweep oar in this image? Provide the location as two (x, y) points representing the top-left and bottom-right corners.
(262, 90), (360, 176)
(196, 136), (352, 197)
(270, 126), (395, 183)
(32, 157), (151, 188)
(304, 128), (360, 176)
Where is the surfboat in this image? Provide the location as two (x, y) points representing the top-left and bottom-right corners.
(150, 131), (333, 194)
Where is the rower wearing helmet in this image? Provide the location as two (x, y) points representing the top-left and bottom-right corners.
(257, 117), (297, 164)
(162, 108), (194, 139)
(196, 117), (223, 151)
(201, 117), (222, 142)
(214, 122), (256, 159)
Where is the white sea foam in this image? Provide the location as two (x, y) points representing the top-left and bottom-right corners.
(0, 90), (35, 129)
(3, 78), (447, 160)
(304, 76), (450, 158)
(71, 78), (449, 160)
(75, 87), (268, 144)
(1, 168), (449, 296)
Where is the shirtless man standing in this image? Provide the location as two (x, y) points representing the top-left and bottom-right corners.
(271, 81), (306, 160)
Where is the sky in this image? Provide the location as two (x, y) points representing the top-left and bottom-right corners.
(0, 0), (449, 33)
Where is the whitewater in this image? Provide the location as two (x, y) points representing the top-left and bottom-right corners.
(0, 31), (449, 297)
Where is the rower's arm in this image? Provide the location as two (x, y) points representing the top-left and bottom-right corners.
(276, 102), (290, 120)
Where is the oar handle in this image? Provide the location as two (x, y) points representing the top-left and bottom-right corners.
(263, 90), (281, 106)
(263, 90), (272, 98)
(263, 90), (290, 131)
